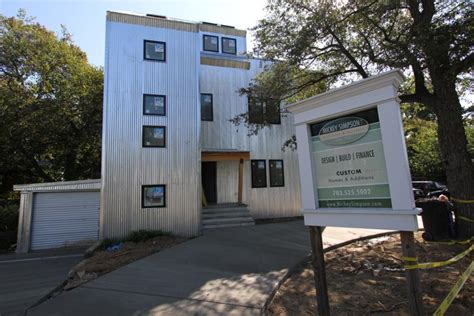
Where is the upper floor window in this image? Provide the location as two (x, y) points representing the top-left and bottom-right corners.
(143, 94), (166, 116)
(143, 126), (166, 147)
(144, 40), (166, 62)
(248, 98), (281, 125)
(201, 94), (213, 121)
(251, 160), (267, 188)
(222, 37), (237, 54)
(269, 160), (285, 187)
(203, 35), (219, 52)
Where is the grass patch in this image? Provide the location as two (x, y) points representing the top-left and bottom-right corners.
(101, 230), (171, 249)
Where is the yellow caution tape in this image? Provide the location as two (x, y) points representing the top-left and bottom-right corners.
(402, 256), (418, 262)
(457, 215), (474, 223)
(404, 245), (473, 270)
(427, 237), (474, 245)
(433, 261), (474, 316)
(451, 197), (474, 204)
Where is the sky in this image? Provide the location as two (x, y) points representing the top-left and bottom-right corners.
(1, 0), (268, 67)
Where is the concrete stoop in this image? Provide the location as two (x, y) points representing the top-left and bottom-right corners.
(202, 203), (255, 229)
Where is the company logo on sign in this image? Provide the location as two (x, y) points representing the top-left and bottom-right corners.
(319, 117), (369, 146)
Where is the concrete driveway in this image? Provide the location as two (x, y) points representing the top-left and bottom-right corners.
(28, 220), (392, 316)
(0, 248), (84, 315)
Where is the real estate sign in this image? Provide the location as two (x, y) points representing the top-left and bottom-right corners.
(288, 70), (420, 231)
(310, 108), (392, 208)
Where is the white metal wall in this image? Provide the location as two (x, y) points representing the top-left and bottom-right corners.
(200, 60), (302, 218)
(30, 191), (100, 250)
(216, 161), (239, 203)
(101, 20), (201, 238)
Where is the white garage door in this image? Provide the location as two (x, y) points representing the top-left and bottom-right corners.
(30, 191), (100, 250)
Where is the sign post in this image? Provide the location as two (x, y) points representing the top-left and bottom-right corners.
(287, 70), (423, 315)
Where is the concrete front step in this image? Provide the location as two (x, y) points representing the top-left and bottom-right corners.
(202, 204), (255, 229)
(202, 211), (251, 219)
(203, 216), (254, 225)
(202, 207), (249, 214)
(203, 221), (255, 229)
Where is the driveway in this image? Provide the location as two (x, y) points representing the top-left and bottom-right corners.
(28, 220), (391, 315)
(0, 248), (84, 315)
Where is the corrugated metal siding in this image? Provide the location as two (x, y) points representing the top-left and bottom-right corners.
(30, 192), (100, 250)
(216, 161), (239, 203)
(200, 60), (301, 218)
(102, 21), (200, 238)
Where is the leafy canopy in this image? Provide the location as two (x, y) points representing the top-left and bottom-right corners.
(0, 10), (103, 197)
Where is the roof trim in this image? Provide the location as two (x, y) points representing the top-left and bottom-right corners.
(200, 56), (250, 70)
(107, 11), (247, 37)
(14, 179), (101, 191)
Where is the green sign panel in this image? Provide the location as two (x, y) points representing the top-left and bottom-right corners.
(310, 108), (392, 208)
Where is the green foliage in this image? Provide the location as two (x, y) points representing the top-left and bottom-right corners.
(402, 104), (474, 181)
(101, 230), (171, 249)
(0, 202), (19, 232)
(0, 11), (103, 198)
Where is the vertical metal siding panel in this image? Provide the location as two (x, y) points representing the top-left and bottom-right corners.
(216, 161), (239, 203)
(200, 60), (301, 218)
(102, 21), (200, 238)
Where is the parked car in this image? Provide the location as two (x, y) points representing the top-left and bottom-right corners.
(412, 181), (446, 196)
(413, 188), (425, 200)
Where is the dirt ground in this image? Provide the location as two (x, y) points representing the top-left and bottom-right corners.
(267, 232), (473, 315)
(65, 235), (187, 290)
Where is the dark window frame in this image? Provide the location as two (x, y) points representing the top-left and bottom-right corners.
(143, 94), (166, 116)
(142, 125), (166, 148)
(251, 159), (267, 188)
(221, 37), (237, 55)
(142, 184), (166, 208)
(200, 93), (214, 121)
(143, 40), (166, 62)
(248, 97), (281, 125)
(269, 159), (285, 187)
(203, 34), (219, 52)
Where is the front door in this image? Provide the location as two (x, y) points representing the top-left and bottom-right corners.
(202, 162), (217, 204)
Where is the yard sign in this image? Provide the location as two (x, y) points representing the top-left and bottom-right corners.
(288, 69), (420, 231)
(287, 69), (424, 316)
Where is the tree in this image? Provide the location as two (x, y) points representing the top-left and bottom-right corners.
(0, 11), (103, 198)
(239, 0), (474, 237)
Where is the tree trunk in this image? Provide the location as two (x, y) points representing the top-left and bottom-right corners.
(431, 79), (474, 238)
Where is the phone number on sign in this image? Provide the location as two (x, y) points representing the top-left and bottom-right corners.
(332, 188), (371, 197)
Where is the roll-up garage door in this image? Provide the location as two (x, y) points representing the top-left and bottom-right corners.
(30, 191), (100, 250)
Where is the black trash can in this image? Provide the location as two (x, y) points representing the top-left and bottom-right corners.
(415, 199), (455, 241)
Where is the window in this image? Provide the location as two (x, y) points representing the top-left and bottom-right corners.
(143, 94), (166, 116)
(248, 98), (281, 124)
(142, 185), (166, 208)
(143, 126), (166, 147)
(269, 160), (285, 187)
(201, 94), (213, 121)
(203, 35), (219, 52)
(222, 37), (237, 54)
(251, 160), (267, 188)
(144, 40), (166, 61)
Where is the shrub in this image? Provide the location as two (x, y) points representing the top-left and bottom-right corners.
(100, 229), (171, 249)
(0, 201), (19, 232)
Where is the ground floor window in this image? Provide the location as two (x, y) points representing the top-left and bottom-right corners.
(143, 126), (166, 147)
(142, 185), (166, 208)
(269, 160), (285, 187)
(251, 160), (267, 188)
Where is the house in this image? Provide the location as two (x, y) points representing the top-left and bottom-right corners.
(14, 11), (301, 252)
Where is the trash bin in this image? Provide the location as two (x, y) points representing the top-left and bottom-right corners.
(415, 199), (455, 241)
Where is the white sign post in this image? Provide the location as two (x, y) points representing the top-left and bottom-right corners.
(287, 70), (423, 315)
